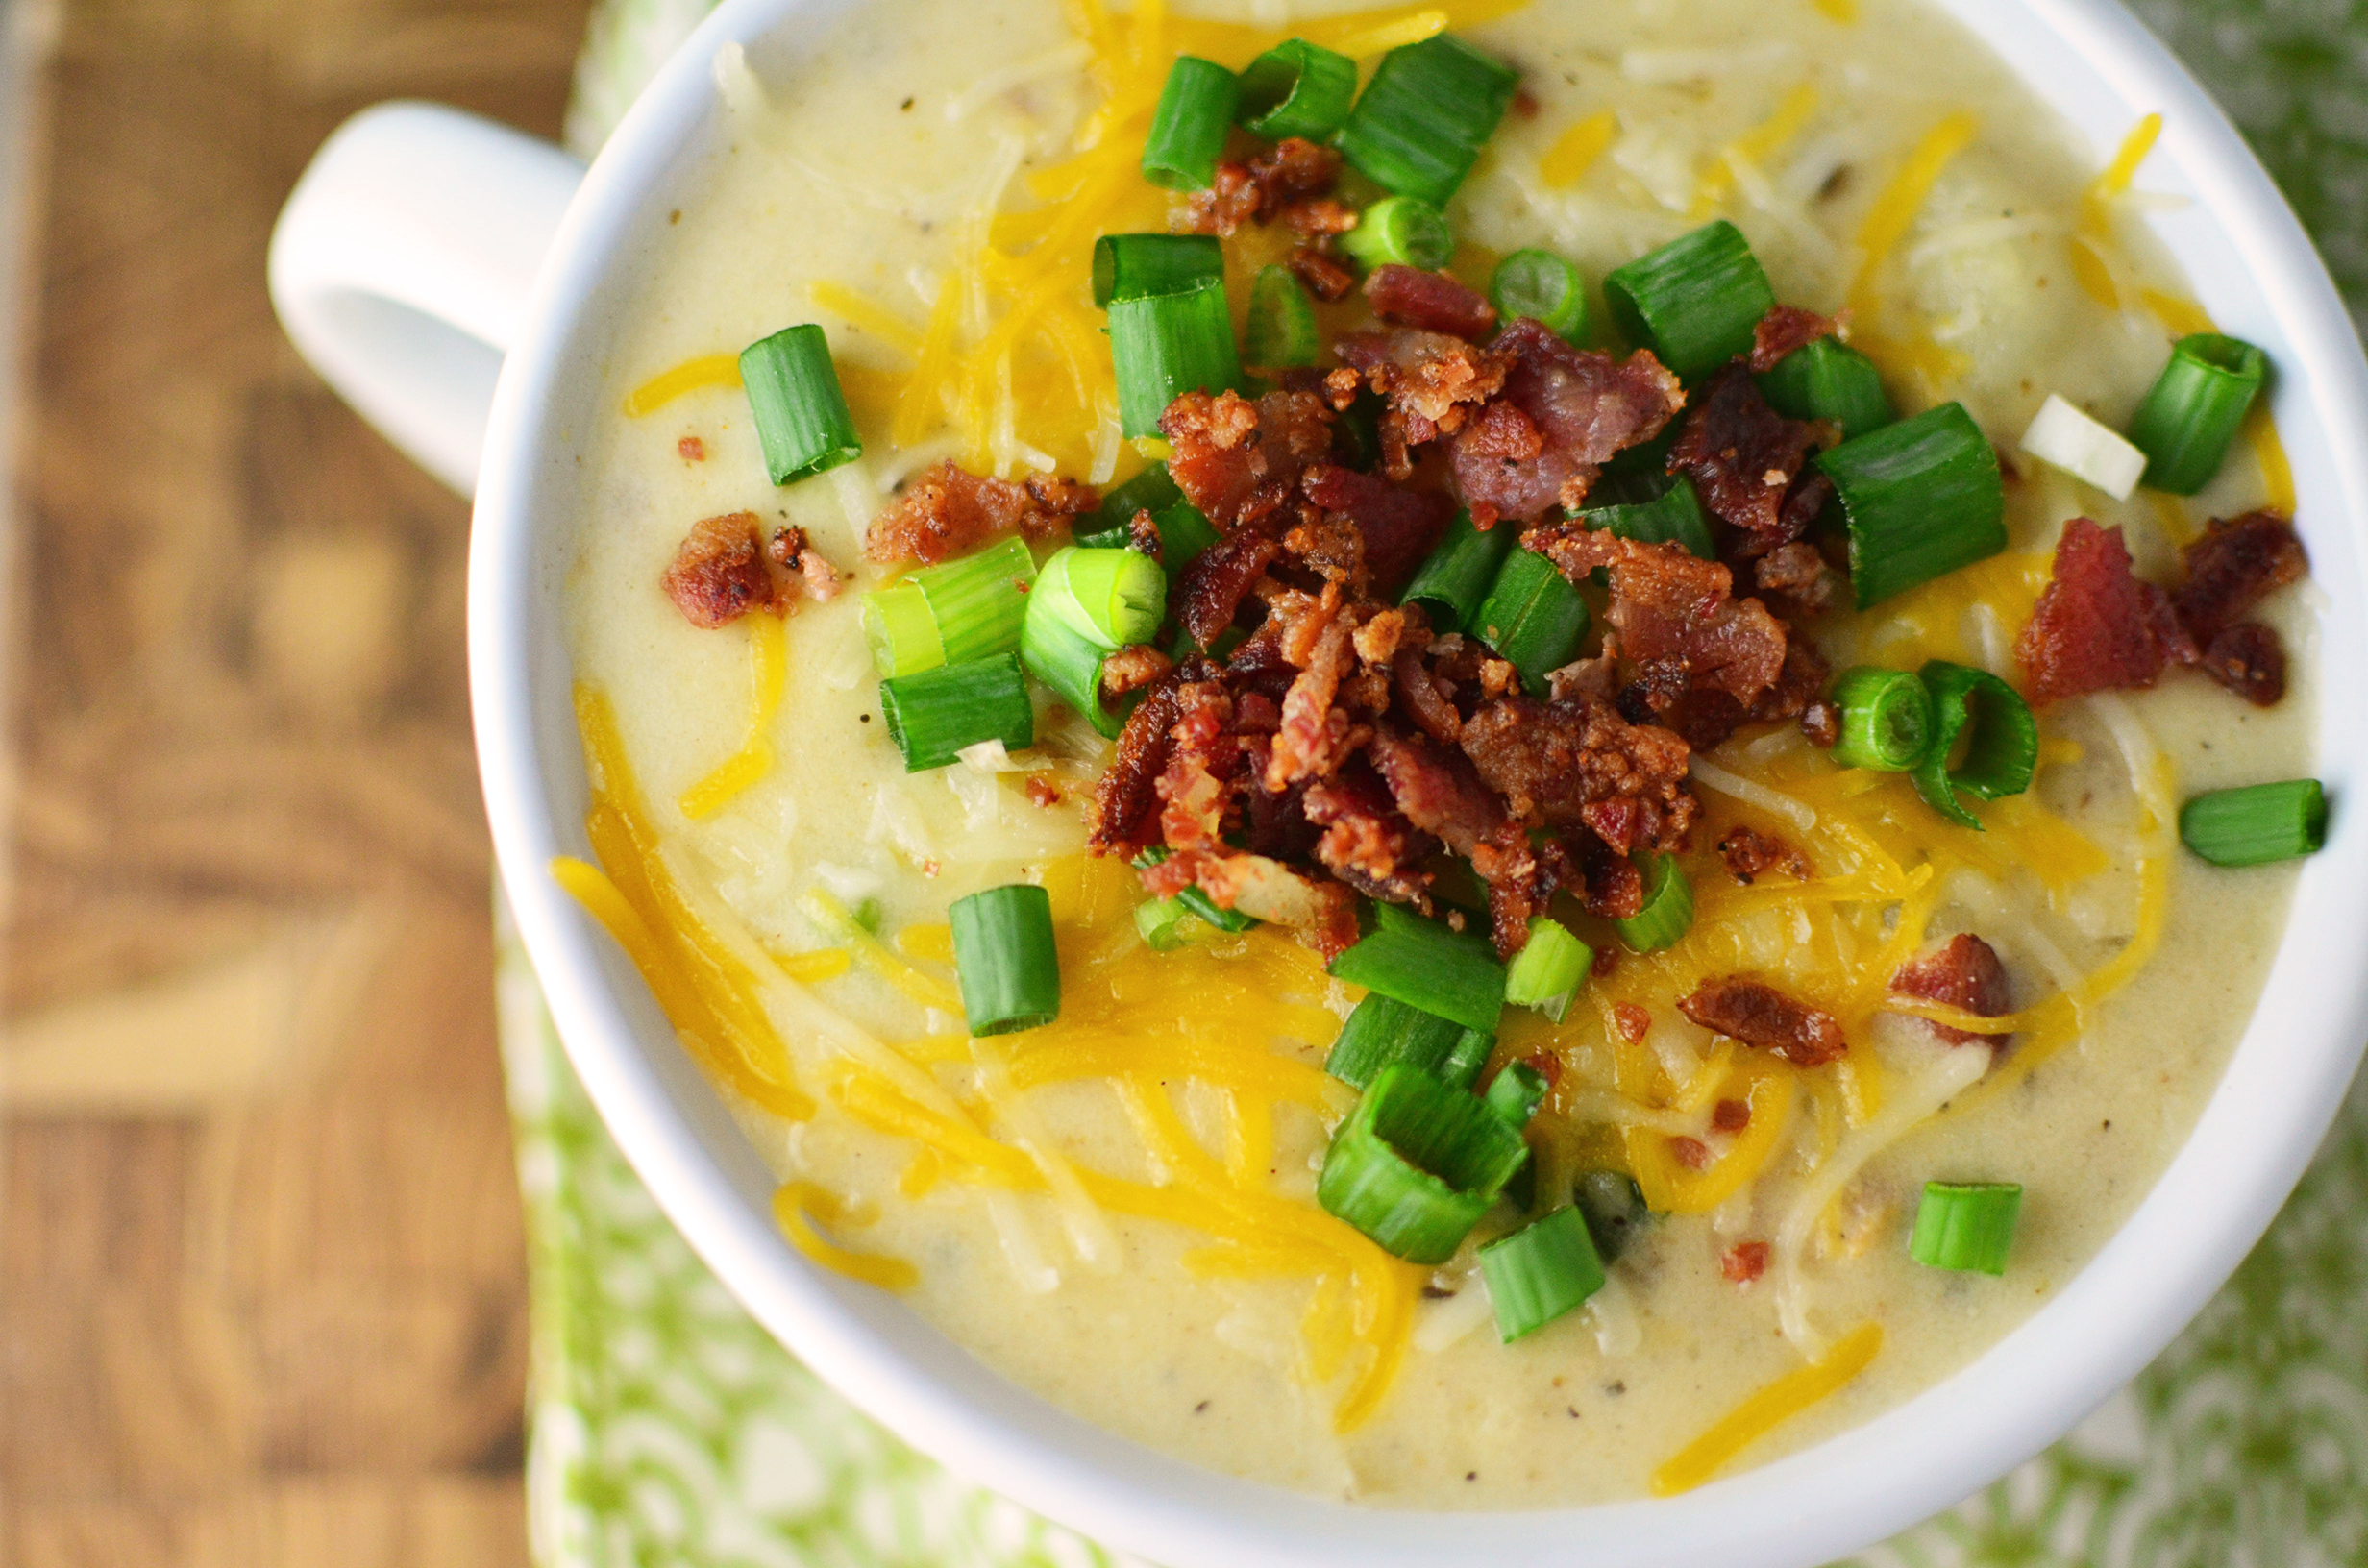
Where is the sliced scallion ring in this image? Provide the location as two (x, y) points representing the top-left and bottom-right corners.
(1092, 233), (1224, 309)
(1245, 264), (1320, 370)
(1490, 248), (1590, 341)
(1235, 37), (1357, 141)
(1603, 220), (1775, 384)
(1579, 472), (1717, 560)
(1483, 1059), (1550, 1130)
(1481, 1205), (1606, 1340)
(1828, 666), (1936, 773)
(949, 883), (1062, 1035)
(878, 653), (1035, 773)
(1400, 509), (1517, 633)
(740, 323), (863, 484)
(1911, 660), (2038, 828)
(1325, 992), (1478, 1090)
(1108, 278), (1243, 437)
(1334, 31), (1519, 208)
(1817, 402), (2008, 609)
(1755, 335), (1894, 441)
(1502, 917), (1591, 1022)
(1337, 195), (1455, 273)
(1472, 547), (1591, 696)
(1141, 56), (1239, 190)
(2179, 778), (2327, 867)
(1328, 901), (1507, 1035)
(2128, 332), (2268, 496)
(1317, 1063), (1531, 1264)
(1908, 1181), (2022, 1275)
(1612, 854), (1692, 952)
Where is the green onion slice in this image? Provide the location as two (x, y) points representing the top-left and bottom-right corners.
(1574, 1170), (1649, 1263)
(1817, 402), (2008, 609)
(1756, 336), (1894, 441)
(1325, 992), (1482, 1090)
(1246, 264), (1320, 370)
(1109, 279), (1243, 438)
(1484, 1060), (1549, 1130)
(1480, 1205), (1606, 1340)
(878, 653), (1035, 773)
(740, 324), (863, 485)
(1133, 845), (1260, 934)
(1440, 1023), (1493, 1092)
(1074, 463), (1185, 550)
(1335, 32), (1519, 208)
(1908, 1181), (2022, 1275)
(1135, 895), (1194, 950)
(950, 884), (1062, 1036)
(1613, 854), (1693, 952)
(1317, 1063), (1530, 1264)
(1603, 221), (1776, 384)
(1329, 901), (1507, 1035)
(1473, 547), (1591, 696)
(1032, 545), (1166, 652)
(1503, 917), (1592, 1022)
(919, 536), (1037, 668)
(2179, 778), (2327, 867)
(1151, 500), (1220, 583)
(1336, 195), (1455, 273)
(1828, 666), (1935, 773)
(1021, 608), (1125, 740)
(1235, 37), (1357, 141)
(2128, 332), (2268, 497)
(1092, 233), (1225, 309)
(1579, 472), (1717, 560)
(1911, 660), (2038, 829)
(1400, 509), (1517, 633)
(1490, 248), (1590, 342)
(860, 581), (945, 678)
(1141, 56), (1239, 190)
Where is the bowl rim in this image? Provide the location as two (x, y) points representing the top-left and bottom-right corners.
(467, 2), (2368, 1564)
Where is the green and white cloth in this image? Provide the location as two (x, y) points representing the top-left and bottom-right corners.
(513, 8), (2368, 1562)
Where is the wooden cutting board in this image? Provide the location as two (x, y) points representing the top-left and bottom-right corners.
(0, 0), (586, 1562)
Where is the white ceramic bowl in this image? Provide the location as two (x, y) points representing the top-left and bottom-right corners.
(268, 3), (2368, 1563)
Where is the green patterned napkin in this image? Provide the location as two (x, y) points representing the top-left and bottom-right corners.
(516, 7), (2368, 1563)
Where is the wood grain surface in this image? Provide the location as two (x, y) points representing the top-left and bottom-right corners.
(0, 0), (589, 1562)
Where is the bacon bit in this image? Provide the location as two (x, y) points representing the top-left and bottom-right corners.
(1451, 324), (1685, 523)
(1613, 1002), (1652, 1042)
(2174, 510), (2306, 641)
(1754, 539), (1838, 614)
(1088, 661), (1205, 855)
(677, 434), (707, 461)
(1721, 1240), (1770, 1284)
(1890, 933), (2012, 1046)
(2016, 518), (2192, 706)
(1365, 265), (1498, 339)
(1719, 825), (1810, 885)
(1670, 1137), (1713, 1170)
(1459, 693), (1697, 851)
(1288, 245), (1356, 303)
(1178, 162), (1261, 236)
(1160, 388), (1336, 530)
(1303, 763), (1430, 908)
(1335, 328), (1509, 433)
(1580, 833), (1646, 919)
(1712, 1098), (1752, 1133)
(2196, 622), (2287, 707)
(1099, 644), (1175, 702)
(1266, 585), (1362, 791)
(866, 461), (1098, 564)
(1024, 775), (1064, 808)
(1524, 525), (1791, 710)
(767, 525), (845, 601)
(1668, 362), (1834, 541)
(1248, 136), (1342, 217)
(1519, 1049), (1563, 1087)
(1679, 977), (1849, 1067)
(1283, 199), (1359, 243)
(662, 512), (775, 628)
(1301, 464), (1456, 595)
(1749, 306), (1839, 374)
(1801, 699), (1840, 747)
(1175, 526), (1284, 649)
(1368, 723), (1507, 855)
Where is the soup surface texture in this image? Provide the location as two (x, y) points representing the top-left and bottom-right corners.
(555, 0), (2316, 1507)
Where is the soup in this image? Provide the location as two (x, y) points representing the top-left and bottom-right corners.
(553, 0), (2319, 1507)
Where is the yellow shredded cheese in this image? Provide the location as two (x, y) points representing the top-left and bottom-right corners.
(772, 947), (853, 984)
(624, 352), (743, 416)
(2140, 288), (2216, 337)
(1650, 1321), (1884, 1494)
(808, 281), (926, 355)
(1539, 109), (1617, 188)
(679, 611), (787, 819)
(2082, 111), (2163, 237)
(1813, 0), (1859, 21)
(2248, 406), (2297, 515)
(1847, 109), (1980, 320)
(1692, 83), (1820, 218)
(775, 1181), (920, 1289)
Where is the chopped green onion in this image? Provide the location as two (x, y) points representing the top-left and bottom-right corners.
(1484, 1060), (1549, 1129)
(1503, 918), (1591, 1022)
(1755, 336), (1894, 441)
(1472, 547), (1591, 696)
(1613, 854), (1692, 952)
(1318, 1063), (1530, 1264)
(1817, 402), (2007, 609)
(1480, 1205), (1606, 1340)
(1092, 233), (1224, 308)
(1911, 661), (2037, 829)
(1579, 472), (1717, 560)
(1328, 901), (1507, 1035)
(949, 884), (1062, 1036)
(1335, 32), (1519, 208)
(2019, 392), (2146, 501)
(1021, 609), (1124, 739)
(1490, 248), (1590, 342)
(1828, 666), (1935, 773)
(1603, 221), (1776, 384)
(1573, 1170), (1649, 1262)
(1151, 501), (1220, 582)
(1075, 464), (1185, 549)
(2179, 778), (2327, 867)
(1235, 37), (1357, 141)
(918, 536), (1037, 667)
(1133, 845), (1260, 934)
(1336, 195), (1455, 273)
(740, 324), (863, 484)
(2128, 332), (2268, 496)
(1400, 509), (1517, 633)
(877, 653), (1034, 773)
(1135, 896), (1194, 950)
(1325, 993), (1475, 1090)
(1908, 1181), (2022, 1276)
(1440, 1024), (1493, 1091)
(851, 897), (884, 935)
(1246, 264), (1320, 369)
(1141, 57), (1239, 190)
(1031, 545), (1166, 652)
(860, 581), (944, 677)
(1109, 279), (1243, 438)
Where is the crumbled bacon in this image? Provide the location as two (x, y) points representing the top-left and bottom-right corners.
(1721, 1240), (1770, 1284)
(1749, 306), (1838, 374)
(1283, 200), (1359, 242)
(1025, 775), (1063, 808)
(1712, 1098), (1752, 1133)
(1180, 137), (1342, 237)
(2015, 518), (2192, 706)
(1457, 692), (1698, 854)
(1175, 526), (1283, 649)
(1678, 977), (1848, 1067)
(768, 525), (845, 601)
(1719, 826), (1809, 885)
(1668, 362), (1834, 543)
(662, 512), (776, 628)
(1365, 265), (1497, 339)
(2173, 510), (2306, 641)
(1265, 584), (1362, 791)
(1289, 246), (1356, 302)
(1526, 524), (1791, 710)
(1087, 661), (1206, 856)
(1754, 539), (1838, 614)
(1178, 163), (1261, 236)
(1301, 464), (1456, 595)
(1451, 324), (1684, 524)
(1579, 832), (1646, 919)
(1302, 762), (1431, 908)
(1670, 1137), (1712, 1170)
(1801, 699), (1840, 747)
(866, 461), (1097, 564)
(1099, 644), (1175, 701)
(677, 434), (706, 461)
(1335, 329), (1508, 433)
(1369, 723), (1507, 855)
(1890, 933), (2012, 1046)
(1612, 1002), (1652, 1042)
(1160, 388), (1335, 530)
(2196, 622), (2287, 707)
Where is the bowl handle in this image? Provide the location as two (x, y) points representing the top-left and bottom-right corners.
(267, 101), (586, 496)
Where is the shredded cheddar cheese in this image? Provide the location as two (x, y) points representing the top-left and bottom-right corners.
(2248, 407), (2297, 516)
(775, 1181), (920, 1289)
(1813, 0), (1859, 22)
(1539, 109), (1618, 188)
(1692, 83), (1820, 218)
(2082, 111), (2163, 237)
(679, 611), (787, 819)
(624, 352), (743, 416)
(1651, 1322), (1885, 1494)
(1847, 110), (1980, 315)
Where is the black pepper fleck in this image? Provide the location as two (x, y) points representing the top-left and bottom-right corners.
(1567, 1406), (1581, 1419)
(1465, 1472), (1477, 1482)
(1194, 1399), (1210, 1413)
(1606, 1381), (1626, 1396)
(859, 713), (872, 723)
(900, 96), (915, 110)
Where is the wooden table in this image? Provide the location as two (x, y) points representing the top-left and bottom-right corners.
(0, 0), (588, 1561)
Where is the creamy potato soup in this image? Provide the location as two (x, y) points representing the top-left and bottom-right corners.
(554, 0), (2321, 1507)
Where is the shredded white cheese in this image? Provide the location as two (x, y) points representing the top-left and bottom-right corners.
(2020, 394), (2147, 500)
(1690, 755), (1820, 833)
